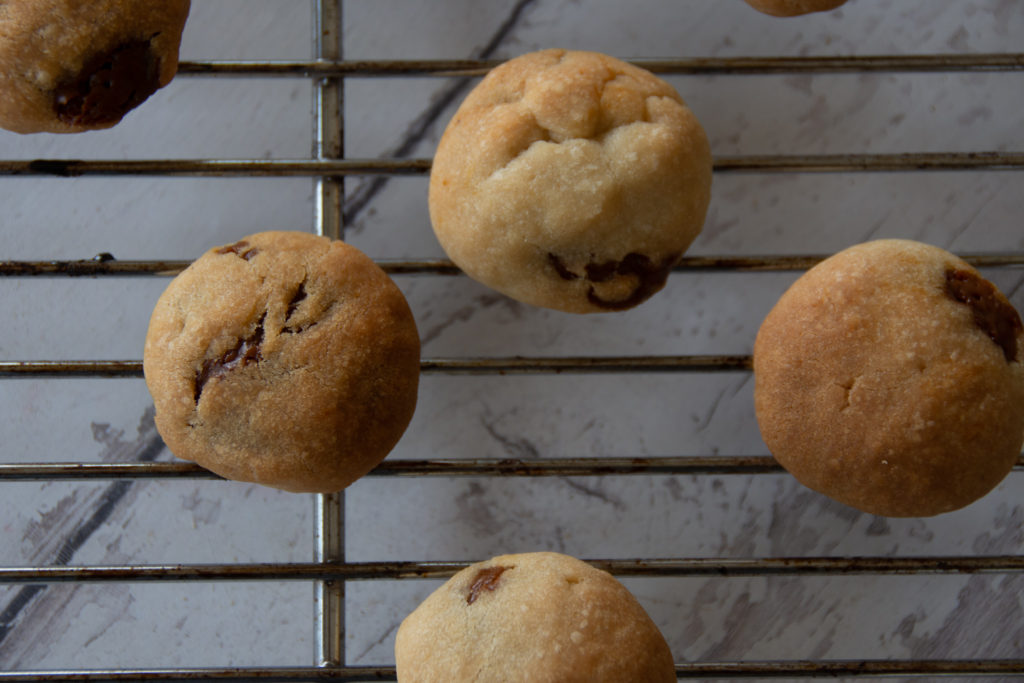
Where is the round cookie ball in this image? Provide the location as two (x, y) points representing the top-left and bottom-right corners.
(395, 552), (676, 683)
(0, 0), (191, 134)
(743, 0), (848, 17)
(144, 231), (420, 493)
(754, 239), (1024, 517)
(429, 49), (712, 314)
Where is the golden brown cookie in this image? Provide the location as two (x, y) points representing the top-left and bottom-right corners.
(429, 49), (712, 314)
(395, 551), (676, 683)
(754, 239), (1024, 517)
(743, 0), (848, 17)
(143, 231), (420, 494)
(0, 0), (191, 133)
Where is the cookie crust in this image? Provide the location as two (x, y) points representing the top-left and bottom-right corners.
(395, 552), (676, 683)
(144, 231), (420, 493)
(0, 0), (191, 133)
(429, 49), (712, 314)
(743, 0), (848, 17)
(754, 239), (1024, 517)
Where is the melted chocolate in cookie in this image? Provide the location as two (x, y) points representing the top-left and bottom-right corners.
(466, 565), (509, 605)
(194, 314), (265, 403)
(53, 40), (161, 127)
(548, 251), (680, 310)
(547, 253), (579, 281)
(945, 268), (1022, 363)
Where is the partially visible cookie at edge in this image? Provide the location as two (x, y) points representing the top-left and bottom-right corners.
(754, 239), (1024, 517)
(143, 231), (421, 494)
(429, 48), (712, 314)
(395, 551), (676, 683)
(0, 0), (191, 133)
(743, 0), (848, 17)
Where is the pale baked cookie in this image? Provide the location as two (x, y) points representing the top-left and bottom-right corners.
(754, 239), (1024, 517)
(0, 0), (191, 134)
(429, 49), (712, 314)
(144, 231), (420, 494)
(395, 552), (676, 682)
(743, 0), (848, 17)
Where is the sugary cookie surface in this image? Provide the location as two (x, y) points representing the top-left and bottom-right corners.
(0, 0), (191, 133)
(395, 551), (676, 682)
(143, 231), (421, 493)
(754, 239), (1024, 517)
(429, 48), (712, 314)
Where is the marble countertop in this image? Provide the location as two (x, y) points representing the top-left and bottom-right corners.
(1, 0), (1023, 678)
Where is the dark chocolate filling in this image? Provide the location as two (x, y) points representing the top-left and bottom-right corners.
(547, 252), (580, 281)
(53, 39), (161, 127)
(548, 251), (680, 311)
(945, 268), (1022, 363)
(194, 314), (265, 403)
(466, 565), (509, 605)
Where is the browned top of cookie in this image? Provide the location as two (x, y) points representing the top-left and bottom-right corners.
(754, 239), (1024, 517)
(429, 49), (712, 313)
(395, 552), (676, 682)
(143, 231), (420, 493)
(0, 0), (191, 133)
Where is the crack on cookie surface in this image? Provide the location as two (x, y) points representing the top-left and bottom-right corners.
(944, 268), (1022, 363)
(282, 276), (320, 334)
(215, 240), (259, 260)
(836, 377), (857, 412)
(466, 565), (510, 605)
(53, 38), (161, 127)
(285, 278), (307, 320)
(193, 313), (266, 403)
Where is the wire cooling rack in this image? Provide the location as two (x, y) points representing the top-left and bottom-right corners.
(2, 0), (1024, 679)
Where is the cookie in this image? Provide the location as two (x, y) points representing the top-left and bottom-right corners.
(754, 239), (1024, 517)
(743, 0), (848, 16)
(429, 49), (712, 314)
(143, 231), (420, 494)
(0, 0), (191, 133)
(395, 551), (676, 683)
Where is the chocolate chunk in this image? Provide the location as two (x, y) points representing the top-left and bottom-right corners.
(194, 314), (265, 403)
(466, 565), (509, 605)
(547, 251), (680, 310)
(586, 251), (680, 311)
(945, 269), (1022, 363)
(547, 253), (579, 281)
(53, 40), (161, 127)
(215, 241), (259, 260)
(584, 259), (619, 283)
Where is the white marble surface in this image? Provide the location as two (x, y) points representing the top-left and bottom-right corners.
(1, 0), (1023, 678)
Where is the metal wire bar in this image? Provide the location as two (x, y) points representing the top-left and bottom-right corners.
(3, 457), (1023, 481)
(3, 152), (1024, 177)
(311, 0), (347, 669)
(5, 660), (1024, 681)
(0, 457), (783, 481)
(3, 253), (1023, 277)
(0, 356), (753, 379)
(2, 556), (1023, 584)
(0, 361), (144, 377)
(174, 53), (1024, 77)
